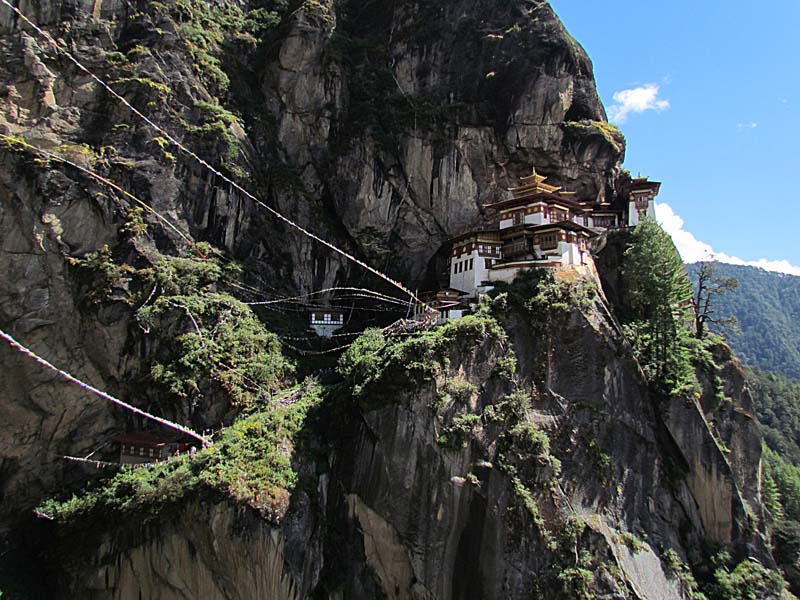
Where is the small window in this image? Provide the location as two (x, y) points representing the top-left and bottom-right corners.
(541, 233), (558, 250)
(453, 263), (457, 274)
(469, 258), (474, 271)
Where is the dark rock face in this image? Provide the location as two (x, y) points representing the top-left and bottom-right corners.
(0, 0), (622, 528)
(0, 1), (777, 598)
(54, 291), (769, 599)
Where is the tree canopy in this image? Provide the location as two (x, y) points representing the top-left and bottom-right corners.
(620, 218), (698, 396)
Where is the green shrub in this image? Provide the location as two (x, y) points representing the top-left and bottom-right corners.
(37, 384), (321, 524)
(710, 557), (789, 600)
(557, 567), (594, 600)
(338, 309), (506, 405)
(437, 413), (480, 449)
(507, 422), (550, 457)
(68, 245), (136, 305)
(483, 390), (531, 423)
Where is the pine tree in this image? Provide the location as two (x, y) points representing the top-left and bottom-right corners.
(621, 218), (698, 395)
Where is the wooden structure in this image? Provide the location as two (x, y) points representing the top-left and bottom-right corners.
(112, 432), (185, 465)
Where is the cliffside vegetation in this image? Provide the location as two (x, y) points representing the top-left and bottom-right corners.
(616, 219), (707, 397)
(687, 263), (800, 380)
(70, 243), (293, 409)
(38, 382), (321, 525)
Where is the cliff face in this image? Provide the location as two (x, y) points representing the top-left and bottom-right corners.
(0, 0), (622, 525)
(49, 284), (768, 599)
(0, 1), (778, 599)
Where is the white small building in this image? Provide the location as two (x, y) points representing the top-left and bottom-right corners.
(309, 309), (345, 338)
(448, 230), (503, 295)
(627, 177), (661, 226)
(430, 289), (466, 324)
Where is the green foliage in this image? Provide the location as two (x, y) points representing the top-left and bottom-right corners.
(138, 255), (292, 408)
(68, 245), (135, 305)
(0, 134), (27, 153)
(494, 269), (594, 327)
(662, 548), (707, 599)
(199, 384), (320, 519)
(113, 76), (171, 99)
(434, 377), (478, 411)
(37, 384), (321, 524)
(557, 567), (594, 600)
(336, 328), (388, 398)
(687, 262), (800, 380)
(563, 119), (625, 154)
(506, 422), (550, 457)
(121, 206), (148, 238)
(763, 446), (800, 524)
(620, 218), (699, 396)
(511, 475), (548, 533)
(772, 520), (800, 574)
(187, 100), (242, 161)
(104, 50), (128, 66)
(139, 252), (224, 296)
(747, 368), (800, 464)
(587, 438), (613, 482)
(709, 557), (789, 600)
(166, 0), (287, 94)
(617, 531), (645, 554)
(483, 390), (531, 423)
(72, 244), (292, 409)
(338, 307), (506, 405)
(437, 413), (481, 449)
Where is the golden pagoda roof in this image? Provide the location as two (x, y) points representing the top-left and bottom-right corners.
(507, 168), (562, 195)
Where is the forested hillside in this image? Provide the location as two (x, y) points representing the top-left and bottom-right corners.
(687, 263), (800, 379)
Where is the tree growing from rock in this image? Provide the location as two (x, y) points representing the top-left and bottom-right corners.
(621, 218), (697, 395)
(692, 261), (739, 339)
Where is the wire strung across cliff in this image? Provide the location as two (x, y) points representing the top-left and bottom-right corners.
(0, 135), (412, 325)
(0, 0), (428, 313)
(0, 138), (417, 359)
(0, 328), (209, 447)
(0, 134), (208, 258)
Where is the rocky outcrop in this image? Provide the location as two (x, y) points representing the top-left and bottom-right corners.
(0, 0), (624, 529)
(55, 497), (323, 600)
(0, 1), (780, 598)
(317, 287), (766, 599)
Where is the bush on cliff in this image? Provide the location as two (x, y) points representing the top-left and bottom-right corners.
(338, 300), (507, 404)
(37, 383), (321, 525)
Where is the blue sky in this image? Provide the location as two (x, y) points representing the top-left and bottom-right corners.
(549, 0), (800, 274)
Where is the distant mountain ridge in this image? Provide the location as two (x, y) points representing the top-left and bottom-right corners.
(687, 262), (800, 379)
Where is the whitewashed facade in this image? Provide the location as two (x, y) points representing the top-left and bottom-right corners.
(310, 310), (345, 338)
(443, 169), (660, 299)
(449, 231), (502, 295)
(627, 177), (661, 226)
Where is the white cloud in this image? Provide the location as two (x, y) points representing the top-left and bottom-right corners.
(736, 122), (758, 130)
(608, 84), (670, 124)
(655, 202), (800, 276)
